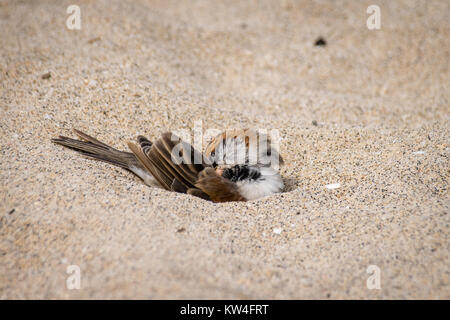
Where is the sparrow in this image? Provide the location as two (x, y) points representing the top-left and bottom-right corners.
(51, 128), (284, 202)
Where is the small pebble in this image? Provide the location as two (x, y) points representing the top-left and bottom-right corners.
(314, 37), (327, 46)
(326, 183), (341, 190)
(273, 228), (282, 234)
(88, 36), (101, 44)
(41, 72), (51, 80)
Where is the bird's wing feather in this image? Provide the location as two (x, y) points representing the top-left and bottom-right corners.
(195, 168), (246, 202)
(154, 132), (208, 184)
(127, 141), (173, 189)
(187, 188), (211, 201)
(128, 132), (212, 196)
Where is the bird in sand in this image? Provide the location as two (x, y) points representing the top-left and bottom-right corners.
(51, 129), (284, 202)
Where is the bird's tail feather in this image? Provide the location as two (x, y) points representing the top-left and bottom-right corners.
(51, 129), (140, 170)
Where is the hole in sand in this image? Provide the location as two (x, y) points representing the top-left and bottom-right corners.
(282, 177), (299, 193)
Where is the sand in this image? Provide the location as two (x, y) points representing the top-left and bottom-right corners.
(0, 0), (448, 299)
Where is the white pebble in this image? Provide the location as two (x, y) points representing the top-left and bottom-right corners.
(273, 228), (282, 234)
(413, 151), (426, 155)
(326, 183), (341, 189)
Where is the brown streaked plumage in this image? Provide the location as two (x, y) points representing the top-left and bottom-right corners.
(195, 168), (246, 202)
(205, 128), (284, 167)
(51, 128), (284, 202)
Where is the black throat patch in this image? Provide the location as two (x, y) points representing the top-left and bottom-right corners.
(222, 165), (261, 182)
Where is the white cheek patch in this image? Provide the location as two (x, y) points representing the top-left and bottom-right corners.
(236, 167), (284, 201)
(214, 137), (247, 166)
(213, 135), (281, 168)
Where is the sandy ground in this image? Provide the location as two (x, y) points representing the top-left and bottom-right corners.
(0, 0), (449, 299)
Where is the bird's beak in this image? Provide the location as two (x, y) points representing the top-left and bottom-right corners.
(215, 168), (224, 176)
